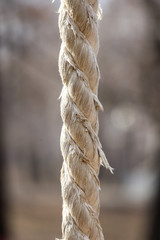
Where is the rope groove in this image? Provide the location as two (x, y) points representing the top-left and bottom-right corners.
(58, 1), (113, 239)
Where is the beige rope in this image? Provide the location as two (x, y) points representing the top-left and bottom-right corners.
(58, 0), (113, 239)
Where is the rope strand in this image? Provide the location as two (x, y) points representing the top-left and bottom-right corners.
(58, 1), (113, 239)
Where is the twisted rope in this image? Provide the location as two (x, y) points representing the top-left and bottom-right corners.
(58, 1), (113, 239)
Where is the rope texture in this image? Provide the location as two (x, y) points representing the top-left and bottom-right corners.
(58, 0), (113, 239)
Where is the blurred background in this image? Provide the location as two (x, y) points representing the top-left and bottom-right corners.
(0, 0), (160, 239)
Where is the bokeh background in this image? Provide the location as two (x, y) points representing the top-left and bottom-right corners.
(0, 0), (160, 240)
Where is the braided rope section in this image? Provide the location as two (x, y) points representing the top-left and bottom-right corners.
(58, 0), (113, 239)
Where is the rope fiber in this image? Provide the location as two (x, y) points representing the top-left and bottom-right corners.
(57, 1), (113, 239)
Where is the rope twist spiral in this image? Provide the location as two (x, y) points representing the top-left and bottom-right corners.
(58, 1), (113, 239)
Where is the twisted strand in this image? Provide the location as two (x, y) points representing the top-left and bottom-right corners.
(58, 1), (113, 239)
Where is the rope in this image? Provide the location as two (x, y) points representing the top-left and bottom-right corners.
(57, 1), (113, 239)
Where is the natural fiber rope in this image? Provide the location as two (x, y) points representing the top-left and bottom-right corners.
(57, 0), (113, 239)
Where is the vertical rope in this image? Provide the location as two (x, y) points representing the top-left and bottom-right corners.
(58, 1), (113, 239)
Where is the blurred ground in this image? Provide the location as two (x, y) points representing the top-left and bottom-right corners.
(9, 184), (149, 240)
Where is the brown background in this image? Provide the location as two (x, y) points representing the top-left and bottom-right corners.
(0, 0), (160, 239)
